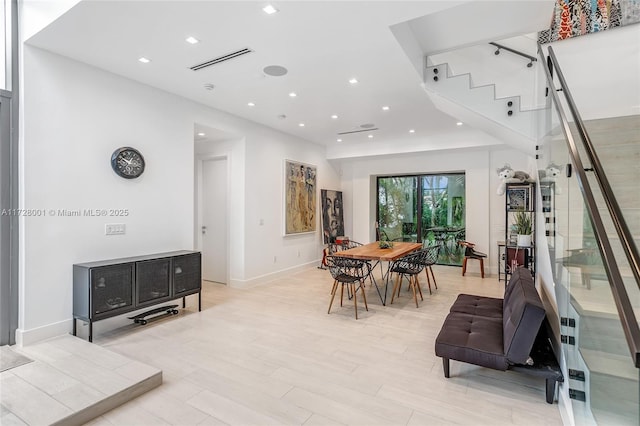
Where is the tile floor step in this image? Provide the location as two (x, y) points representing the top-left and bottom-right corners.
(0, 335), (161, 425)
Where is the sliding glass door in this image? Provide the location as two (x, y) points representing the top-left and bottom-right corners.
(421, 174), (466, 265)
(377, 173), (465, 266)
(377, 176), (418, 243)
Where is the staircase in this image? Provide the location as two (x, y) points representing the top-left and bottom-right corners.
(424, 61), (547, 145)
(419, 37), (640, 425)
(423, 37), (548, 155)
(557, 115), (640, 426)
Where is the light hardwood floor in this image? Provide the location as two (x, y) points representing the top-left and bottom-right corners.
(87, 265), (563, 426)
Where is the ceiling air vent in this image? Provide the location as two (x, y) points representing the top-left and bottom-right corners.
(337, 128), (379, 135)
(190, 48), (253, 71)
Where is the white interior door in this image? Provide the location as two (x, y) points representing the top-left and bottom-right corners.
(202, 158), (228, 283)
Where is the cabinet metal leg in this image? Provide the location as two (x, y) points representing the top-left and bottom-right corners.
(89, 321), (93, 343)
(72, 318), (77, 336)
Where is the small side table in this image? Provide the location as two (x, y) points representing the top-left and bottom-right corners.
(497, 241), (532, 283)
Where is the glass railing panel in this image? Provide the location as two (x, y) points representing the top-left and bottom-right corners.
(425, 35), (546, 139)
(424, 61), (544, 139)
(536, 46), (639, 425)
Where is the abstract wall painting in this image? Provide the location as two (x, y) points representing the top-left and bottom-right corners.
(539, 0), (640, 43)
(321, 189), (345, 244)
(284, 160), (317, 235)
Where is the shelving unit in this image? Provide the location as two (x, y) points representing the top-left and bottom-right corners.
(498, 182), (536, 282)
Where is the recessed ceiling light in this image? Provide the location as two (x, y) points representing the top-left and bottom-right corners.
(197, 132), (206, 137)
(409, 129), (415, 133)
(349, 78), (358, 84)
(263, 4), (279, 14)
(138, 57), (151, 63)
(382, 106), (390, 111)
(331, 114), (338, 119)
(456, 121), (463, 126)
(299, 123), (305, 127)
(247, 102), (255, 107)
(368, 134), (373, 139)
(337, 138), (342, 142)
(185, 36), (199, 44)
(289, 92), (297, 97)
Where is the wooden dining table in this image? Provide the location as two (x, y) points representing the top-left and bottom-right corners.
(333, 241), (422, 305)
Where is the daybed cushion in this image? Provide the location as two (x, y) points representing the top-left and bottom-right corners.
(435, 313), (507, 370)
(448, 269), (523, 318)
(449, 294), (503, 318)
(502, 269), (546, 364)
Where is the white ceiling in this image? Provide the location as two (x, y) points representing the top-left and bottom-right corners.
(26, 1), (551, 147)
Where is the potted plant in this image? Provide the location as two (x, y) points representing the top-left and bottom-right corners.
(513, 210), (532, 246)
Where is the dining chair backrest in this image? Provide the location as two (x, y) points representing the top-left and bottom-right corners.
(325, 255), (370, 281)
(391, 248), (428, 275)
(421, 244), (441, 267)
(330, 240), (363, 254)
(343, 240), (364, 249)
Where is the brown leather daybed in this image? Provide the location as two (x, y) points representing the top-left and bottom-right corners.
(435, 267), (563, 403)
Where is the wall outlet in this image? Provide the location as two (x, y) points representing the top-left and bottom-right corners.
(273, 256), (277, 263)
(105, 223), (126, 235)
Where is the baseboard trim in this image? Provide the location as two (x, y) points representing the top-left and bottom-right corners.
(229, 260), (319, 289)
(15, 319), (72, 347)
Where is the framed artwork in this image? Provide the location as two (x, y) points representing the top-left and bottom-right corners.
(538, 0), (640, 44)
(284, 160), (317, 235)
(506, 185), (532, 211)
(321, 189), (344, 244)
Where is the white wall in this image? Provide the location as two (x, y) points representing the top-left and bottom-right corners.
(547, 24), (640, 119)
(19, 47), (339, 344)
(242, 131), (335, 284)
(20, 0), (81, 40)
(338, 145), (531, 276)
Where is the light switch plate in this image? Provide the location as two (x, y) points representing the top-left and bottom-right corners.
(105, 223), (126, 235)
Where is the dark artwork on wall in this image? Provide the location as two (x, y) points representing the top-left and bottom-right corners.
(321, 189), (345, 244)
(539, 0), (640, 43)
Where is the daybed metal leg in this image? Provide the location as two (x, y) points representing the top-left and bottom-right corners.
(442, 358), (450, 378)
(545, 378), (555, 404)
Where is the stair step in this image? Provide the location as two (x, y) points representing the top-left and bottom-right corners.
(580, 348), (637, 381)
(2, 335), (162, 425)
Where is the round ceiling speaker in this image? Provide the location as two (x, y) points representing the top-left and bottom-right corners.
(263, 65), (288, 77)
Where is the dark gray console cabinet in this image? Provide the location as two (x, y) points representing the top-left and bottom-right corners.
(73, 250), (201, 342)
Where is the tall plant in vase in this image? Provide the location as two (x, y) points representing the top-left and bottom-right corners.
(513, 210), (532, 247)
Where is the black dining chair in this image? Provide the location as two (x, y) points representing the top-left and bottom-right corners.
(389, 249), (429, 308)
(421, 244), (441, 294)
(325, 255), (370, 319)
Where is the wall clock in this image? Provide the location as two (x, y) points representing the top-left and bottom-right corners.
(111, 147), (145, 179)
